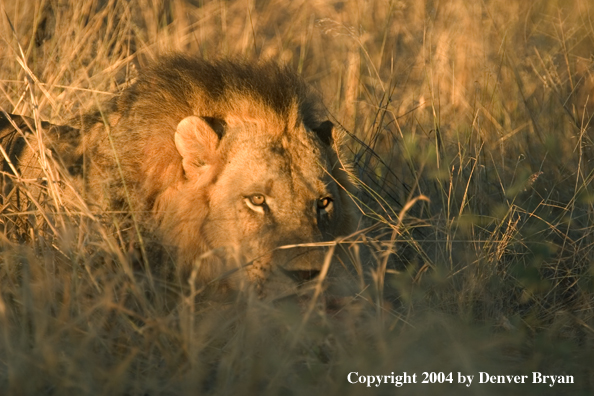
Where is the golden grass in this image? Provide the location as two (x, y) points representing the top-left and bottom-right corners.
(1, 0), (594, 394)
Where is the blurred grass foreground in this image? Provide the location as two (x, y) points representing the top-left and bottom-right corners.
(1, 0), (594, 394)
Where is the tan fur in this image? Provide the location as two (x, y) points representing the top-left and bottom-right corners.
(1, 56), (358, 295)
(0, 114), (82, 239)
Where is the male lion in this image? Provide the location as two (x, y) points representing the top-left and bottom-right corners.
(0, 55), (358, 296)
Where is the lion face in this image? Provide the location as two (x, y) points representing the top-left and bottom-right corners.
(173, 115), (355, 295)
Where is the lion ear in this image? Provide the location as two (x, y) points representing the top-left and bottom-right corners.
(175, 116), (220, 176)
(312, 120), (334, 146)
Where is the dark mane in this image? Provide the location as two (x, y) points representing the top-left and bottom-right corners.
(129, 56), (324, 129)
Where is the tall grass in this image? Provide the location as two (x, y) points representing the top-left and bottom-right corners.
(1, 0), (594, 394)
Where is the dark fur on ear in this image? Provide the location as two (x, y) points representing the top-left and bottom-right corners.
(312, 120), (334, 145)
(201, 117), (226, 140)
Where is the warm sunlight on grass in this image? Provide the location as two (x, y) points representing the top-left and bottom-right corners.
(1, 0), (593, 394)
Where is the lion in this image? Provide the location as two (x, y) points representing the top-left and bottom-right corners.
(0, 113), (82, 240)
(1, 55), (358, 297)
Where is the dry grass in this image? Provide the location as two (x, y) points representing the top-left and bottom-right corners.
(1, 0), (594, 394)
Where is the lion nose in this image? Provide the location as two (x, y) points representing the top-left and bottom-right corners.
(285, 269), (321, 283)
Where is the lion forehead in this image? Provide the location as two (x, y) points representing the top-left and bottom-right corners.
(218, 132), (332, 193)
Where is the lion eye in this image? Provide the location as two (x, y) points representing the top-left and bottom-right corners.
(317, 197), (333, 210)
(249, 194), (266, 206)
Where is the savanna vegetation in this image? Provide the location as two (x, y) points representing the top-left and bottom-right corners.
(1, 0), (594, 394)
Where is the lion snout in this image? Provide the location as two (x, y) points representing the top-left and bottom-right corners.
(281, 268), (321, 283)
(273, 245), (330, 284)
